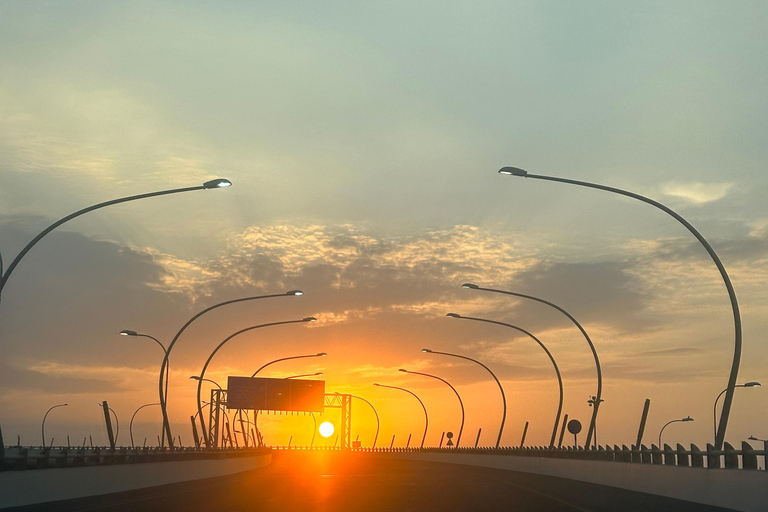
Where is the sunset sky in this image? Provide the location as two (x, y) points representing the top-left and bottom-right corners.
(1, 1), (767, 450)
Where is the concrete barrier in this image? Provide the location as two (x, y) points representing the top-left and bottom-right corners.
(382, 451), (768, 512)
(0, 452), (271, 509)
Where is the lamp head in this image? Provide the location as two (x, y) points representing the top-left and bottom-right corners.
(682, 416), (694, 422)
(745, 381), (761, 387)
(422, 348), (433, 353)
(498, 167), (528, 177)
(461, 283), (479, 289)
(317, 352), (327, 357)
(190, 376), (201, 380)
(749, 436), (758, 440)
(202, 178), (232, 189)
(119, 329), (138, 336)
(373, 383), (381, 387)
(398, 369), (408, 373)
(314, 372), (323, 376)
(287, 290), (304, 296)
(446, 313), (461, 318)
(303, 317), (317, 322)
(63, 403), (68, 406)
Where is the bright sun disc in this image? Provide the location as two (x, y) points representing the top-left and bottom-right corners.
(319, 422), (334, 437)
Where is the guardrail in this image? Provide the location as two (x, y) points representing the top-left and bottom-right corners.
(0, 446), (272, 471)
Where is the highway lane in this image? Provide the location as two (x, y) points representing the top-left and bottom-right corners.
(11, 451), (735, 512)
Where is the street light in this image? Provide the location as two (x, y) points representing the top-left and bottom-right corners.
(0, 179), (232, 304)
(190, 376), (222, 389)
(399, 369), (464, 447)
(158, 289), (305, 447)
(659, 416), (694, 448)
(129, 403), (160, 448)
(374, 383), (428, 448)
(285, 372), (324, 379)
(41, 403), (68, 448)
(194, 317), (317, 448)
(119, 330), (170, 446)
(251, 353), (327, 377)
(445, 313), (564, 448)
(499, 166), (743, 451)
(713, 382), (760, 442)
(461, 284), (601, 449)
(346, 394), (380, 448)
(422, 347), (506, 449)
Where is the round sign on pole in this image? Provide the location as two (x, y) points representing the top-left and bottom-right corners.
(567, 419), (582, 435)
(446, 432), (454, 439)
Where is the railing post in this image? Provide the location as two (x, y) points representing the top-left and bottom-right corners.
(741, 441), (758, 470)
(640, 444), (651, 464)
(676, 443), (689, 467)
(723, 442), (739, 469)
(706, 443), (720, 469)
(662, 444), (676, 465)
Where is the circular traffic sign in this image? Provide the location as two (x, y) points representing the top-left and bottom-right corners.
(567, 419), (582, 435)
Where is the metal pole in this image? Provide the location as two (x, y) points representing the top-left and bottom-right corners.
(101, 401), (115, 451)
(439, 431), (445, 448)
(390, 435), (395, 448)
(635, 399), (651, 449)
(475, 428), (482, 448)
(446, 315), (563, 447)
(374, 383), (428, 448)
(499, 168), (741, 451)
(399, 369), (464, 447)
(129, 403), (160, 448)
(558, 413), (568, 448)
(406, 433), (412, 448)
(520, 421), (529, 448)
(348, 394), (380, 448)
(423, 349), (504, 448)
(41, 403), (67, 448)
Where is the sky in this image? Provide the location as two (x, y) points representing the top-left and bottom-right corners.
(1, 0), (767, 450)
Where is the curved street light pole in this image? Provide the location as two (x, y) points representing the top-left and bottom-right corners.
(194, 317), (317, 448)
(0, 179), (232, 305)
(713, 382), (761, 442)
(462, 284), (599, 449)
(285, 372), (323, 379)
(129, 403), (161, 448)
(374, 383), (428, 448)
(423, 348), (506, 449)
(41, 403), (68, 448)
(399, 369), (464, 447)
(659, 416), (694, 448)
(347, 394), (380, 448)
(499, 166), (742, 451)
(159, 290), (304, 447)
(251, 353), (327, 377)
(119, 330), (169, 446)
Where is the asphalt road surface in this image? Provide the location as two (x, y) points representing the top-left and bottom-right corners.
(11, 452), (734, 512)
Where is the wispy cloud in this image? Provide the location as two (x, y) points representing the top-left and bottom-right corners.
(660, 182), (734, 205)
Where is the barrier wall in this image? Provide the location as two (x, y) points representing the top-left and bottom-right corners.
(383, 451), (768, 512)
(0, 452), (271, 509)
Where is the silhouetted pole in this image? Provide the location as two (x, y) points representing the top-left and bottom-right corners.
(659, 416), (693, 448)
(557, 413), (568, 448)
(499, 166), (743, 451)
(374, 383), (428, 448)
(423, 348), (506, 448)
(41, 403), (68, 448)
(520, 421), (529, 448)
(159, 290), (305, 447)
(120, 330), (169, 446)
(461, 285), (599, 449)
(129, 403), (160, 448)
(194, 317), (317, 447)
(475, 428), (482, 448)
(635, 399), (651, 449)
(713, 382), (760, 442)
(348, 394), (380, 448)
(446, 313), (563, 447)
(251, 353), (327, 377)
(399, 368), (465, 447)
(0, 178), (232, 306)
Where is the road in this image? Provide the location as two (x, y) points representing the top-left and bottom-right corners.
(11, 451), (734, 512)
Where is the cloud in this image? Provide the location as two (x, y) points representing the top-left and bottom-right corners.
(660, 182), (734, 205)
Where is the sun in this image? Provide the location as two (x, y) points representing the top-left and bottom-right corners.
(319, 422), (335, 438)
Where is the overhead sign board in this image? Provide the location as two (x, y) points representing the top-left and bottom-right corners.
(226, 376), (325, 412)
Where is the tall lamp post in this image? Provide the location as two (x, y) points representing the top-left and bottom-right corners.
(346, 394), (380, 448)
(129, 403), (160, 448)
(446, 313), (563, 448)
(41, 403), (68, 448)
(194, 317), (317, 447)
(713, 382), (760, 442)
(499, 166), (743, 451)
(374, 383), (428, 448)
(119, 330), (169, 446)
(659, 416), (694, 448)
(158, 289), (305, 447)
(461, 284), (599, 449)
(0, 178), (231, 305)
(399, 369), (464, 447)
(422, 348), (507, 449)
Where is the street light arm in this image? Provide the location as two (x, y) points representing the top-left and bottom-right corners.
(129, 403), (161, 448)
(0, 184), (215, 296)
(455, 316), (563, 448)
(402, 371), (464, 448)
(506, 171), (740, 450)
(375, 384), (428, 448)
(428, 349), (506, 448)
(659, 419), (682, 448)
(41, 403), (68, 448)
(159, 291), (301, 447)
(195, 318), (313, 447)
(251, 353), (324, 377)
(464, 286), (600, 448)
(348, 394), (380, 448)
